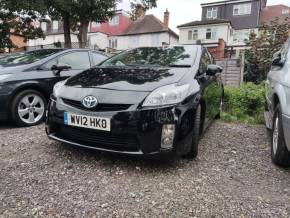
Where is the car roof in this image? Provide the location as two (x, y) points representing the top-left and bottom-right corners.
(25, 48), (109, 56)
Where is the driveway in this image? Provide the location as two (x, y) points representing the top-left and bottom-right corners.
(0, 121), (290, 217)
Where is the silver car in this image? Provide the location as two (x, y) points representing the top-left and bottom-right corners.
(265, 38), (290, 167)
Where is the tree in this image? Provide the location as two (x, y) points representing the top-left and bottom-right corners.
(71, 0), (116, 48)
(45, 0), (157, 48)
(0, 11), (44, 51)
(0, 0), (45, 51)
(244, 17), (290, 83)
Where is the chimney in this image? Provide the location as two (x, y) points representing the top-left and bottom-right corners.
(163, 9), (169, 30)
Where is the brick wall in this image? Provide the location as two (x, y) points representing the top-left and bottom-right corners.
(207, 39), (226, 59)
(10, 34), (27, 50)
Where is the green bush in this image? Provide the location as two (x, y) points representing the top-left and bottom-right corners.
(222, 82), (265, 124)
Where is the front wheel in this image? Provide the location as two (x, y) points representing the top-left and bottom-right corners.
(11, 90), (47, 127)
(271, 104), (290, 167)
(184, 104), (201, 159)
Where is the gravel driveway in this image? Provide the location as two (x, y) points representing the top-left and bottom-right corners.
(1, 121), (290, 217)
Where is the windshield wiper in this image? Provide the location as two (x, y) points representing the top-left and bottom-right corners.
(168, 64), (191, 68)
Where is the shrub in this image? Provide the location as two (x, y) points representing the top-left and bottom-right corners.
(222, 82), (265, 124)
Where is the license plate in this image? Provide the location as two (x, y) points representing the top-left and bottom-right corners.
(64, 112), (111, 131)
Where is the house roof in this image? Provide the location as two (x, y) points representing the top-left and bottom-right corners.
(177, 19), (231, 28)
(260, 4), (290, 25)
(118, 15), (179, 38)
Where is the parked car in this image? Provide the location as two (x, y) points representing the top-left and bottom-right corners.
(265, 38), (290, 167)
(46, 45), (223, 159)
(0, 49), (108, 126)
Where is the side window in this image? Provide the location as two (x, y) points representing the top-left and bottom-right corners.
(199, 51), (211, 73)
(43, 58), (57, 70)
(91, 53), (107, 66)
(58, 52), (91, 70)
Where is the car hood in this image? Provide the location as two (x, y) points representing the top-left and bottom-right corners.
(65, 66), (190, 92)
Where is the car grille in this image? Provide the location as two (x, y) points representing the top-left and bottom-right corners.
(57, 125), (139, 152)
(62, 98), (132, 112)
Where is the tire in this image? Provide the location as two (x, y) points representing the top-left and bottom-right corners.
(11, 89), (47, 127)
(271, 104), (290, 167)
(185, 104), (201, 159)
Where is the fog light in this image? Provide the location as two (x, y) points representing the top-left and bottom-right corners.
(161, 124), (175, 149)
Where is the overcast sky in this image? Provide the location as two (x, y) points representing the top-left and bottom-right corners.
(118, 0), (290, 32)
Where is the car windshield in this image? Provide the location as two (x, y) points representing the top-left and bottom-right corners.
(0, 49), (62, 65)
(101, 46), (197, 68)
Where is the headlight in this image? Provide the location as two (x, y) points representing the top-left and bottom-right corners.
(0, 74), (12, 81)
(53, 80), (66, 97)
(143, 83), (199, 107)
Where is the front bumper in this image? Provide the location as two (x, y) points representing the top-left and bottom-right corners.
(46, 98), (197, 157)
(282, 114), (290, 151)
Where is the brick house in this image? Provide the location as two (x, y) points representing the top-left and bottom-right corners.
(260, 4), (290, 25)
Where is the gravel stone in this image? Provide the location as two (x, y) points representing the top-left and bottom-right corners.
(1, 121), (290, 217)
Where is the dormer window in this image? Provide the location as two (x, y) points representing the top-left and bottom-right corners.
(109, 15), (119, 26)
(282, 9), (289, 14)
(233, 3), (252, 16)
(207, 7), (218, 19)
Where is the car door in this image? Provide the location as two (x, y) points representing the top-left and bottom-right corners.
(199, 49), (223, 128)
(266, 42), (290, 114)
(39, 51), (92, 93)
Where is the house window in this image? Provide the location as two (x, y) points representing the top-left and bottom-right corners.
(207, 7), (218, 19)
(109, 39), (118, 49)
(193, 30), (198, 40)
(41, 22), (47, 32)
(233, 3), (252, 16)
(91, 22), (101, 28)
(282, 9), (289, 14)
(188, 30), (193, 40)
(109, 15), (119, 26)
(52, 21), (58, 30)
(206, 28), (217, 40)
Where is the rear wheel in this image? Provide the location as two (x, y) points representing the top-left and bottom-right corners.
(185, 104), (201, 159)
(271, 104), (290, 167)
(11, 89), (47, 127)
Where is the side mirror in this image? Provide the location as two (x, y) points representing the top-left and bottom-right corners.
(272, 53), (285, 67)
(206, 64), (223, 76)
(51, 64), (72, 76)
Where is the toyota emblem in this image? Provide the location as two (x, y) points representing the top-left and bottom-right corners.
(82, 96), (98, 109)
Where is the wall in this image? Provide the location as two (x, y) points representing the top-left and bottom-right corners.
(201, 0), (261, 29)
(178, 24), (233, 45)
(208, 39), (226, 59)
(87, 32), (108, 49)
(10, 35), (26, 48)
(27, 34), (78, 47)
(115, 32), (176, 50)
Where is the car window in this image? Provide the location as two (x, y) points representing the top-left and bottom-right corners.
(91, 52), (107, 66)
(43, 58), (57, 70)
(58, 52), (91, 70)
(0, 49), (62, 66)
(199, 50), (211, 73)
(101, 46), (197, 68)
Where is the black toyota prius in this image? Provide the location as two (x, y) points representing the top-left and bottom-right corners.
(46, 45), (223, 159)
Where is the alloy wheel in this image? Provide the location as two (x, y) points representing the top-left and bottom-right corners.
(18, 94), (45, 124)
